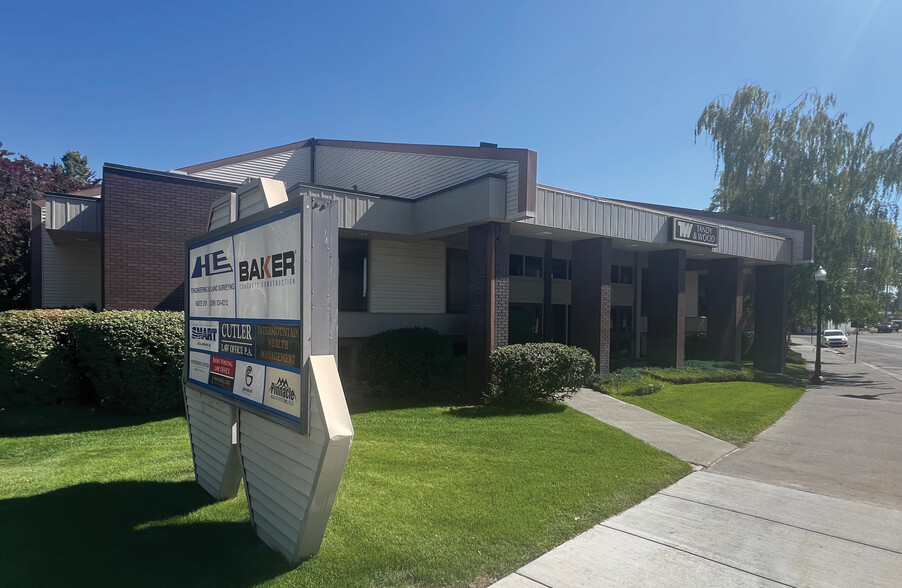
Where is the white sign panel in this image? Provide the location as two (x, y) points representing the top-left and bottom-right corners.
(233, 214), (301, 320)
(188, 236), (236, 318)
(185, 209), (307, 432)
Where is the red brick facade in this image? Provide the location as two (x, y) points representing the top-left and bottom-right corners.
(467, 222), (510, 393)
(102, 165), (235, 310)
(571, 237), (613, 374)
(646, 249), (686, 368)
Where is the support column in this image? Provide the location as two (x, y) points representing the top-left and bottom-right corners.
(543, 239), (554, 342)
(467, 222), (510, 394)
(571, 238), (612, 374)
(647, 249), (686, 368)
(754, 265), (788, 373)
(706, 258), (743, 362)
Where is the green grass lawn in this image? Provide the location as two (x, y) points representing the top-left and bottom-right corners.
(615, 380), (805, 446)
(0, 401), (689, 588)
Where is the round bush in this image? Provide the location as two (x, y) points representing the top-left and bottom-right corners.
(0, 309), (91, 406)
(72, 311), (185, 413)
(487, 343), (595, 405)
(356, 327), (453, 395)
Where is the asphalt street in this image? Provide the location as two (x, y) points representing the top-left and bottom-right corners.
(817, 330), (902, 381)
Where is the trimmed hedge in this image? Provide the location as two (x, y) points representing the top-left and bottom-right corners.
(487, 343), (595, 405)
(356, 327), (454, 396)
(0, 309), (185, 413)
(0, 309), (92, 406)
(71, 311), (185, 414)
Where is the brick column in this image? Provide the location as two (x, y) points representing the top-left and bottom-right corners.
(467, 222), (510, 394)
(754, 264), (788, 373)
(706, 258), (743, 362)
(647, 249), (686, 368)
(571, 237), (612, 374)
(543, 239), (554, 342)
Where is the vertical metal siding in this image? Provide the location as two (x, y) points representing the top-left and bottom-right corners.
(532, 187), (792, 263)
(369, 239), (445, 313)
(40, 230), (101, 308)
(314, 146), (519, 215)
(46, 196), (100, 231)
(189, 147), (312, 186)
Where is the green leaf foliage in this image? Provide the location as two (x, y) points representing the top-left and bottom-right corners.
(487, 343), (595, 404)
(356, 327), (454, 396)
(70, 311), (185, 413)
(696, 85), (902, 326)
(0, 309), (92, 406)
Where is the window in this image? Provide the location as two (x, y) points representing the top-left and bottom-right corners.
(525, 256), (542, 277)
(509, 255), (523, 276)
(551, 258), (570, 279)
(611, 264), (634, 284)
(641, 268), (649, 317)
(339, 238), (367, 311)
(510, 254), (543, 277)
(446, 248), (468, 313)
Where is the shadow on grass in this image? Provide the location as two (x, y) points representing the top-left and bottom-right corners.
(0, 405), (185, 438)
(446, 403), (567, 419)
(0, 480), (291, 588)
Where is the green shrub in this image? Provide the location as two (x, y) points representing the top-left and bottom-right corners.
(684, 332), (707, 360)
(742, 331), (754, 360)
(644, 360), (752, 384)
(592, 368), (663, 397)
(0, 309), (92, 406)
(357, 327), (454, 395)
(72, 311), (185, 413)
(487, 343), (595, 405)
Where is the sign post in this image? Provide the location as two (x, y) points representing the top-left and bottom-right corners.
(183, 194), (351, 563)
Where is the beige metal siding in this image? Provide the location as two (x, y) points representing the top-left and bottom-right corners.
(510, 276), (544, 304)
(240, 406), (326, 560)
(40, 230), (101, 308)
(184, 386), (240, 500)
(46, 196), (100, 232)
(413, 177), (506, 234)
(369, 239), (445, 313)
(315, 146), (519, 211)
(531, 187), (792, 263)
(189, 147), (312, 186)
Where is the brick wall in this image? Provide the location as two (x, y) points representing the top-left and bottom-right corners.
(647, 249), (686, 368)
(467, 222), (510, 393)
(571, 237), (612, 374)
(706, 258), (743, 362)
(754, 264), (788, 373)
(102, 166), (235, 310)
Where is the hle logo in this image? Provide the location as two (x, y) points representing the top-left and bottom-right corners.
(192, 250), (232, 278)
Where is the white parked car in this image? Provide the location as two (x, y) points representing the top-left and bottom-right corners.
(820, 329), (849, 347)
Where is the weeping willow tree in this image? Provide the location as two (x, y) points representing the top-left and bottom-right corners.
(696, 85), (902, 327)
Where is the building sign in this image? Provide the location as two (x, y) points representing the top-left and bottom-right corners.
(670, 217), (719, 247)
(185, 208), (309, 433)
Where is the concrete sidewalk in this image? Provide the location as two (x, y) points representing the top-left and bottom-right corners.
(493, 347), (902, 587)
(565, 390), (736, 467)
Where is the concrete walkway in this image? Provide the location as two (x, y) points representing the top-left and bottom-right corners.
(493, 344), (902, 587)
(565, 390), (736, 467)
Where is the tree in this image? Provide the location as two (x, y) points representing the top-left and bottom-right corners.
(61, 150), (95, 186)
(0, 142), (99, 309)
(696, 85), (902, 328)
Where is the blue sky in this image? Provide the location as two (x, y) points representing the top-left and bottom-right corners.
(2, 0), (899, 211)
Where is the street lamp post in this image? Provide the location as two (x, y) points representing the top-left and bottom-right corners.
(811, 266), (827, 384)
